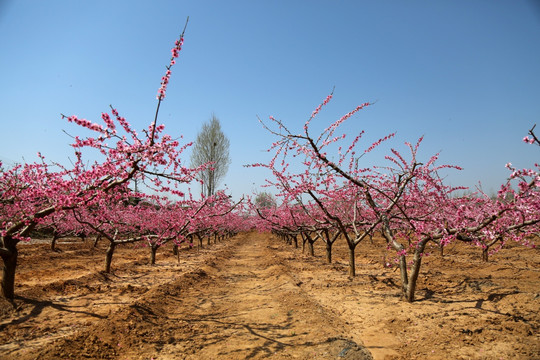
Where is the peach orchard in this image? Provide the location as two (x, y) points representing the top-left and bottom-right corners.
(1, 22), (538, 304)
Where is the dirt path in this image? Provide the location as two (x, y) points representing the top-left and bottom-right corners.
(143, 233), (372, 359)
(7, 233), (372, 360)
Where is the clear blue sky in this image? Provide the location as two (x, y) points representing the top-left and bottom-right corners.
(1, 0), (539, 200)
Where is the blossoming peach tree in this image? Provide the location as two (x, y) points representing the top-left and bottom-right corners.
(0, 20), (203, 300)
(256, 92), (539, 302)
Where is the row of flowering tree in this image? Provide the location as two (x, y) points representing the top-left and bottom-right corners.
(252, 92), (539, 302)
(0, 20), (246, 300)
(37, 191), (242, 272)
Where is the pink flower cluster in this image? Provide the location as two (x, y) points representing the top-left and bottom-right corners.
(157, 37), (184, 100)
(65, 115), (104, 132)
(365, 133), (395, 153)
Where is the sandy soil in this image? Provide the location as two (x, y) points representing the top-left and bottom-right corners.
(0, 232), (538, 359)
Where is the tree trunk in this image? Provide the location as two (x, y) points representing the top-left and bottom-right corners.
(172, 244), (178, 255)
(398, 255), (409, 300)
(381, 223), (411, 300)
(284, 234), (291, 245)
(51, 232), (59, 252)
(1, 236), (18, 300)
(197, 234), (203, 249)
(302, 232), (313, 254)
(482, 248), (489, 262)
(150, 245), (158, 265)
(403, 241), (428, 302)
(348, 242), (356, 278)
(307, 240), (314, 257)
(94, 234), (101, 248)
(292, 235), (298, 248)
(325, 242), (332, 264)
(104, 242), (116, 273)
(405, 261), (420, 302)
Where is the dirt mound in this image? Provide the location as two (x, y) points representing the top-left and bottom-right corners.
(31, 269), (212, 360)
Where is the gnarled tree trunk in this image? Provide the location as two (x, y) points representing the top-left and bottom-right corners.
(51, 231), (60, 252)
(104, 242), (116, 273)
(325, 242), (333, 264)
(150, 245), (158, 265)
(1, 236), (18, 301)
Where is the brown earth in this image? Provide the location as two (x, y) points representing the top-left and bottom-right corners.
(0, 232), (538, 359)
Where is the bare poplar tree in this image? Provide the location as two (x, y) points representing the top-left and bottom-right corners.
(190, 114), (230, 197)
(254, 192), (277, 209)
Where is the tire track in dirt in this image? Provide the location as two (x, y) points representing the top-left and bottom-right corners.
(19, 233), (373, 359)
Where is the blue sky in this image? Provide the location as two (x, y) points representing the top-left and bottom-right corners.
(1, 0), (539, 200)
